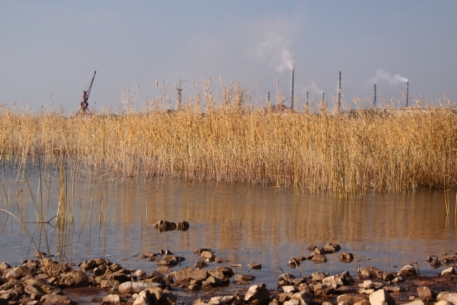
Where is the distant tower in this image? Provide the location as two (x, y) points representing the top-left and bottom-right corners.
(373, 84), (377, 108)
(406, 82), (409, 107)
(290, 66), (295, 110)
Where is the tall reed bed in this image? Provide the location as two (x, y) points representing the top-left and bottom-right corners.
(1, 86), (457, 197)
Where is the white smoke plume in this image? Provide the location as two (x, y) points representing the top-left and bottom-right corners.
(245, 14), (300, 73)
(370, 68), (408, 85)
(277, 48), (295, 72)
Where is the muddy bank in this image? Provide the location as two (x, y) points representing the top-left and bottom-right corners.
(1, 246), (457, 305)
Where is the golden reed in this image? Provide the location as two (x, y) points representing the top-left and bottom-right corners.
(1, 88), (456, 197)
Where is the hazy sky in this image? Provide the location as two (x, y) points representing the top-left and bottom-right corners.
(1, 1), (456, 112)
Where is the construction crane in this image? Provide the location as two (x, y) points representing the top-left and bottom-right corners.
(77, 71), (96, 115)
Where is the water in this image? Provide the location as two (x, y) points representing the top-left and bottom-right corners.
(1, 163), (456, 290)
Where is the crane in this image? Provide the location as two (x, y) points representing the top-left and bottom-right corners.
(77, 71), (96, 115)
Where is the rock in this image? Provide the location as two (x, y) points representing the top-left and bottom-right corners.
(311, 254), (327, 263)
(339, 252), (354, 263)
(323, 275), (343, 288)
(24, 284), (44, 300)
(417, 286), (435, 302)
(147, 287), (163, 305)
(190, 269), (208, 282)
(188, 283), (201, 291)
(335, 286), (351, 294)
(93, 265), (108, 276)
(279, 292), (293, 303)
(402, 300), (424, 305)
(437, 292), (457, 304)
(157, 255), (185, 267)
(57, 270), (89, 287)
(0, 262), (11, 270)
(248, 263), (262, 269)
(324, 243), (341, 253)
(336, 293), (368, 304)
(5, 266), (32, 279)
(358, 266), (382, 279)
(293, 278), (307, 286)
(288, 257), (301, 267)
(157, 266), (171, 274)
(202, 276), (225, 287)
(103, 294), (121, 303)
(208, 266), (234, 282)
(340, 271), (354, 284)
(173, 267), (193, 282)
(314, 283), (334, 296)
(441, 255), (457, 264)
(382, 271), (396, 282)
(441, 267), (456, 276)
(359, 280), (374, 289)
(153, 220), (172, 231)
(398, 264), (416, 277)
(245, 283), (270, 305)
(215, 257), (224, 263)
(311, 272), (328, 282)
(282, 286), (297, 293)
(353, 300), (370, 305)
(118, 281), (163, 294)
(369, 289), (395, 305)
(359, 288), (375, 295)
(194, 248), (212, 254)
(208, 295), (235, 305)
(384, 286), (402, 293)
(161, 290), (177, 305)
(313, 247), (326, 255)
(176, 221), (190, 231)
(284, 300), (300, 305)
(201, 251), (215, 261)
(291, 291), (313, 305)
(195, 261), (208, 269)
(33, 251), (49, 258)
(234, 274), (256, 283)
(40, 294), (74, 305)
(110, 262), (122, 272)
(108, 271), (131, 283)
(269, 298), (280, 305)
(279, 273), (296, 285)
(435, 301), (453, 305)
(135, 269), (146, 278)
(306, 244), (316, 251)
(133, 290), (151, 305)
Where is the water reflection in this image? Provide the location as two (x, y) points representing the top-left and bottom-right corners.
(0, 167), (456, 287)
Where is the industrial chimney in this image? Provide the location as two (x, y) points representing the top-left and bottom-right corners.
(406, 81), (409, 107)
(290, 65), (295, 110)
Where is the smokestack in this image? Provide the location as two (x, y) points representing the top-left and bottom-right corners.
(337, 71), (341, 112)
(306, 91), (309, 114)
(373, 84), (377, 108)
(290, 65), (295, 110)
(406, 81), (409, 107)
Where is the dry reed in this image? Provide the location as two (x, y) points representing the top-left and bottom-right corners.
(1, 84), (457, 197)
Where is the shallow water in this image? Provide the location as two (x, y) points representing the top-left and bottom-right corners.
(1, 163), (456, 290)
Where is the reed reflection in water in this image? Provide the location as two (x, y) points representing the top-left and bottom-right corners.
(1, 169), (456, 286)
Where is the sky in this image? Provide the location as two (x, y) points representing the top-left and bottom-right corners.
(1, 1), (456, 113)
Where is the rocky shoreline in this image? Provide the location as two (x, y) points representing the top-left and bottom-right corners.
(1, 244), (457, 305)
